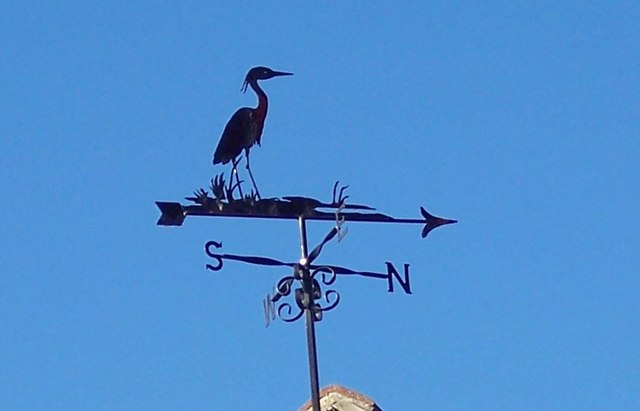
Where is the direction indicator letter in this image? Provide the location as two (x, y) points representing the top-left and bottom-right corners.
(385, 262), (412, 294)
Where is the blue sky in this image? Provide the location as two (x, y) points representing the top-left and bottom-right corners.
(2, 2), (638, 409)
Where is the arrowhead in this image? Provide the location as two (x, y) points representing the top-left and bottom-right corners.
(156, 202), (186, 226)
(420, 207), (457, 238)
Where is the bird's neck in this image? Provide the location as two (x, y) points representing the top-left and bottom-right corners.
(249, 80), (268, 117)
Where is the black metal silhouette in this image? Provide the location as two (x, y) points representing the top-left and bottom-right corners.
(204, 242), (408, 284)
(161, 66), (457, 410)
(212, 66), (293, 200)
(158, 182), (455, 411)
(156, 181), (457, 238)
(205, 237), (417, 326)
(205, 235), (342, 327)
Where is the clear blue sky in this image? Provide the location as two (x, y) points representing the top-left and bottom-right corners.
(2, 2), (638, 409)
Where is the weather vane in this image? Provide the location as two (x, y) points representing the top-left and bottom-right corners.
(155, 66), (456, 411)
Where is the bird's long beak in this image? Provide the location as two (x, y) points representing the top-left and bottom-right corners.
(272, 70), (293, 77)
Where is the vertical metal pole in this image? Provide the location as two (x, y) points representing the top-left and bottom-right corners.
(298, 216), (321, 411)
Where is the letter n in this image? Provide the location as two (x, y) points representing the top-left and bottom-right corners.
(385, 262), (412, 294)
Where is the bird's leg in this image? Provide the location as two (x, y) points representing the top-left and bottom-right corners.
(230, 158), (243, 200)
(245, 149), (261, 200)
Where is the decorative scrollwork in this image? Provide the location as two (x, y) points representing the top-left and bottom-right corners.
(270, 271), (305, 323)
(318, 290), (340, 313)
(268, 265), (341, 324)
(311, 266), (337, 286)
(264, 275), (299, 327)
(277, 299), (305, 323)
(271, 276), (294, 303)
(311, 267), (340, 315)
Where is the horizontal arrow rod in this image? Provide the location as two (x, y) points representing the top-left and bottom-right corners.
(156, 197), (456, 238)
(157, 201), (425, 224)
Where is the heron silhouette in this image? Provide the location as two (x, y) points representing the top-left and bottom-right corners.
(213, 66), (293, 199)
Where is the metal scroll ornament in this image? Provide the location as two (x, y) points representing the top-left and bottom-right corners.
(270, 265), (340, 323)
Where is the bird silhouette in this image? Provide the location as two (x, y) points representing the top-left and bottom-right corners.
(213, 66), (293, 199)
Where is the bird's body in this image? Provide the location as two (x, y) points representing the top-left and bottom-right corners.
(213, 107), (261, 166)
(213, 66), (292, 199)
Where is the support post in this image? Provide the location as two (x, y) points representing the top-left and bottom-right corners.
(298, 216), (321, 411)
